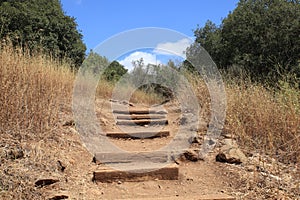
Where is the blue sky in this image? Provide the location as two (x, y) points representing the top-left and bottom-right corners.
(61, 0), (239, 69)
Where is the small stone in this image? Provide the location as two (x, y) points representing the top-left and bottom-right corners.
(63, 120), (75, 126)
(184, 149), (199, 162)
(100, 118), (108, 126)
(246, 165), (256, 172)
(190, 136), (202, 144)
(57, 160), (66, 172)
(48, 194), (68, 200)
(35, 178), (59, 187)
(223, 134), (233, 139)
(179, 117), (188, 125)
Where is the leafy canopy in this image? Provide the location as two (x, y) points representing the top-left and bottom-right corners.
(0, 0), (86, 67)
(194, 0), (300, 81)
(82, 51), (128, 82)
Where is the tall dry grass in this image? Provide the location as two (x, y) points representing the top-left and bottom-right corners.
(188, 69), (299, 163)
(225, 78), (299, 163)
(0, 44), (164, 142)
(0, 45), (74, 140)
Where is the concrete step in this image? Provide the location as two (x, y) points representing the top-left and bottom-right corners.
(106, 130), (170, 139)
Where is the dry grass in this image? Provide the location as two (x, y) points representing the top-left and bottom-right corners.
(225, 78), (299, 164)
(0, 45), (75, 199)
(186, 70), (299, 164)
(96, 79), (164, 105)
(0, 45), (74, 140)
(0, 44), (160, 138)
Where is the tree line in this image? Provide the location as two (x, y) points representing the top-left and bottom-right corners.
(0, 0), (299, 84)
(193, 0), (300, 83)
(0, 0), (86, 67)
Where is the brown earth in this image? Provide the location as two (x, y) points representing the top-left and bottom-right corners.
(1, 99), (299, 199)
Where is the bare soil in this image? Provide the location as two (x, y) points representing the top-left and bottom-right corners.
(0, 99), (299, 199)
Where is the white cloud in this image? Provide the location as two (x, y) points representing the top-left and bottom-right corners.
(153, 38), (192, 58)
(118, 51), (162, 71)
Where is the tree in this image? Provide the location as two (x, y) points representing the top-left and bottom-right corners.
(0, 0), (86, 67)
(81, 51), (127, 82)
(194, 20), (224, 67)
(194, 0), (300, 81)
(81, 50), (109, 75)
(130, 58), (177, 99)
(103, 60), (128, 82)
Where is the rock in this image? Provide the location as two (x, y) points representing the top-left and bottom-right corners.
(57, 160), (66, 172)
(63, 120), (75, 126)
(48, 194), (68, 200)
(223, 134), (234, 139)
(190, 136), (202, 144)
(35, 178), (59, 187)
(184, 149), (200, 162)
(48, 192), (69, 200)
(179, 116), (188, 125)
(100, 118), (108, 126)
(109, 99), (118, 103)
(216, 139), (247, 164)
(216, 148), (247, 165)
(216, 152), (242, 164)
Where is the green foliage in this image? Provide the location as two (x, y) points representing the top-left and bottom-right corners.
(103, 60), (128, 82)
(81, 51), (127, 82)
(81, 50), (109, 74)
(0, 0), (86, 67)
(180, 60), (196, 73)
(194, 0), (300, 82)
(130, 58), (179, 99)
(194, 20), (223, 67)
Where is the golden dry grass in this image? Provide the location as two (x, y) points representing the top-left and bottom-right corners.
(96, 79), (164, 105)
(225, 79), (299, 163)
(0, 45), (163, 139)
(0, 45), (74, 140)
(0, 45), (75, 199)
(187, 71), (299, 163)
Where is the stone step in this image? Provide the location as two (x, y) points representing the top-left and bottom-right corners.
(116, 119), (168, 126)
(93, 164), (178, 183)
(94, 151), (172, 164)
(113, 109), (168, 115)
(117, 114), (166, 120)
(106, 130), (170, 139)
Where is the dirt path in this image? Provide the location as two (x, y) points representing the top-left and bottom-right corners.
(47, 99), (235, 200)
(5, 100), (300, 200)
